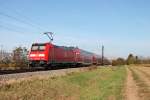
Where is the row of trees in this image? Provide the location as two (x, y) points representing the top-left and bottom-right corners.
(112, 54), (150, 66)
(0, 46), (28, 68)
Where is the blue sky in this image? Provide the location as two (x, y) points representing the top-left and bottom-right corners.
(0, 0), (150, 58)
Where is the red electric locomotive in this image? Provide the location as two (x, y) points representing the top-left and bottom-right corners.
(28, 42), (101, 69)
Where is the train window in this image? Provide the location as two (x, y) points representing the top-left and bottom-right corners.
(39, 46), (46, 51)
(31, 44), (46, 51)
(31, 46), (38, 51)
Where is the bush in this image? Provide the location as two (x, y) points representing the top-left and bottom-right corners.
(112, 58), (126, 66)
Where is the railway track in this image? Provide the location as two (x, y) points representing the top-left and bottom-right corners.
(0, 65), (83, 75)
(0, 66), (95, 85)
(0, 68), (46, 75)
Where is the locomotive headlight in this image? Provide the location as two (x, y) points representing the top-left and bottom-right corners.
(39, 54), (45, 57)
(30, 54), (36, 57)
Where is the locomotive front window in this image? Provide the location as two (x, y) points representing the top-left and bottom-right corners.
(39, 46), (46, 51)
(31, 44), (46, 51)
(31, 46), (38, 51)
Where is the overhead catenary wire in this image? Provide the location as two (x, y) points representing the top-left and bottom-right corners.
(0, 20), (45, 43)
(0, 5), (47, 31)
(0, 24), (27, 35)
(8, 9), (47, 31)
(0, 7), (50, 43)
(0, 11), (45, 32)
(0, 7), (49, 52)
(0, 20), (29, 31)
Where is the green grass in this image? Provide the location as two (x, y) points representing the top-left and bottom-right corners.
(0, 66), (126, 100)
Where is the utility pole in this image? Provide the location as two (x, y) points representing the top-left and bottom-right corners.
(102, 45), (104, 66)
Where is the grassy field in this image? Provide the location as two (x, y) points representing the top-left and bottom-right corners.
(0, 66), (126, 100)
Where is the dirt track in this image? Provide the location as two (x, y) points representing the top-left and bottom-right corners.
(126, 66), (150, 100)
(125, 67), (139, 100)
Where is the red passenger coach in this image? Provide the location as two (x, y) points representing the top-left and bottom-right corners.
(29, 42), (101, 69)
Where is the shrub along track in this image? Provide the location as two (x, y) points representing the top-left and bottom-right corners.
(128, 66), (150, 100)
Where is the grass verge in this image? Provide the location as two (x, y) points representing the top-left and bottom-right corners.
(0, 66), (126, 100)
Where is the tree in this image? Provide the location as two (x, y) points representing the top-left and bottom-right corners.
(112, 58), (126, 66)
(13, 46), (28, 67)
(126, 54), (136, 65)
(112, 60), (117, 66)
(117, 58), (126, 65)
(134, 56), (142, 64)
